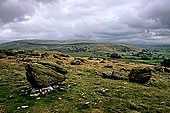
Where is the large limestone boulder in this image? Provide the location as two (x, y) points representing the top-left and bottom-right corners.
(128, 66), (152, 83)
(25, 60), (67, 88)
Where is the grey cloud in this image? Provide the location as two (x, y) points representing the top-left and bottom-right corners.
(0, 0), (56, 24)
(0, 0), (170, 44)
(0, 0), (37, 24)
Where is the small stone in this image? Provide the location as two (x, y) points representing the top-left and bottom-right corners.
(21, 106), (29, 109)
(67, 84), (71, 88)
(85, 102), (90, 104)
(58, 97), (62, 100)
(60, 88), (64, 90)
(36, 97), (41, 100)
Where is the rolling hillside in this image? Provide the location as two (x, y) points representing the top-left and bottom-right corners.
(0, 40), (141, 55)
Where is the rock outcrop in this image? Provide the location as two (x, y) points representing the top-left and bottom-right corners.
(25, 60), (67, 88)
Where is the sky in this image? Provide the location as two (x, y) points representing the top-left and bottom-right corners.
(0, 0), (170, 44)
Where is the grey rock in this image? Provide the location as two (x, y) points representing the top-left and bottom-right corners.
(102, 71), (124, 80)
(25, 60), (67, 88)
(128, 66), (152, 83)
(104, 65), (113, 68)
(70, 59), (82, 65)
(0, 53), (7, 59)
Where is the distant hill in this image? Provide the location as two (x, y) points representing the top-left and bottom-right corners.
(0, 40), (141, 55)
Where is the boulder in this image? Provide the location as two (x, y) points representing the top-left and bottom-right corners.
(25, 60), (67, 88)
(41, 52), (50, 58)
(88, 57), (93, 60)
(102, 71), (112, 78)
(102, 70), (124, 80)
(0, 53), (7, 59)
(154, 65), (164, 72)
(161, 59), (170, 67)
(16, 58), (32, 62)
(128, 66), (152, 83)
(59, 53), (70, 57)
(104, 65), (113, 68)
(56, 60), (64, 65)
(70, 59), (82, 65)
(164, 68), (170, 73)
(75, 58), (86, 63)
(53, 54), (62, 59)
(38, 60), (67, 74)
(8, 56), (17, 59)
(120, 68), (130, 72)
(111, 71), (124, 80)
(3, 50), (17, 56)
(100, 60), (106, 63)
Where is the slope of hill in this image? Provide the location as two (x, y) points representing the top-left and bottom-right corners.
(0, 40), (140, 55)
(0, 50), (169, 112)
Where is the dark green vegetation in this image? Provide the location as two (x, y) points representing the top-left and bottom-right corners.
(0, 50), (170, 113)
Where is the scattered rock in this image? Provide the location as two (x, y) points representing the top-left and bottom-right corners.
(25, 60), (67, 88)
(14, 72), (21, 76)
(154, 65), (164, 72)
(56, 60), (64, 65)
(75, 58), (86, 63)
(100, 60), (106, 63)
(19, 54), (27, 58)
(16, 58), (32, 62)
(128, 66), (152, 83)
(104, 65), (113, 68)
(111, 71), (125, 80)
(164, 68), (170, 73)
(20, 63), (28, 67)
(53, 54), (62, 59)
(161, 59), (170, 67)
(8, 95), (14, 99)
(3, 50), (17, 56)
(88, 57), (93, 60)
(21, 106), (29, 109)
(160, 75), (170, 79)
(112, 61), (118, 63)
(0, 53), (7, 59)
(103, 58), (106, 60)
(41, 52), (50, 58)
(70, 59), (82, 65)
(34, 56), (42, 58)
(102, 70), (124, 80)
(8, 56), (17, 59)
(102, 71), (112, 78)
(24, 58), (32, 62)
(117, 64), (124, 66)
(59, 53), (70, 57)
(120, 68), (130, 72)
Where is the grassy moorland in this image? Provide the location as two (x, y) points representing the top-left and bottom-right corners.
(0, 51), (169, 113)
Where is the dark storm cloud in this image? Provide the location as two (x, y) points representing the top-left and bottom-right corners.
(0, 0), (170, 43)
(0, 0), (56, 24)
(0, 0), (36, 24)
